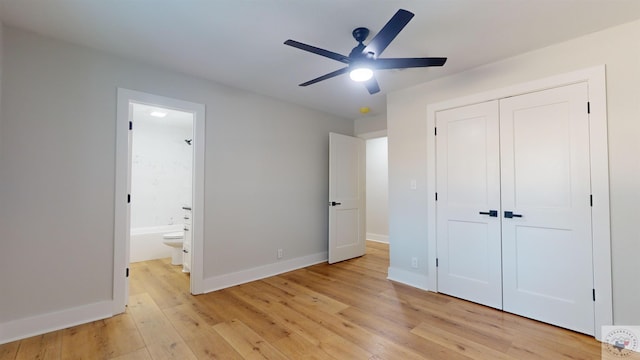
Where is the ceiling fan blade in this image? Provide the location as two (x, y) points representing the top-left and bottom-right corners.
(284, 40), (350, 64)
(299, 67), (350, 86)
(364, 76), (380, 94)
(374, 57), (447, 69)
(363, 9), (414, 57)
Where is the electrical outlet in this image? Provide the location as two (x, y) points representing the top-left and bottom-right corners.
(277, 248), (284, 259)
(411, 257), (419, 268)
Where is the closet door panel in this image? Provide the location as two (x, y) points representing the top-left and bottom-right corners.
(500, 82), (594, 335)
(436, 101), (502, 309)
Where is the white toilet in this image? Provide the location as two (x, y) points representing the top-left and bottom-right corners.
(162, 231), (184, 265)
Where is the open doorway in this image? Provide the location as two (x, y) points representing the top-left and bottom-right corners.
(365, 136), (388, 243)
(114, 89), (205, 314)
(129, 104), (193, 270)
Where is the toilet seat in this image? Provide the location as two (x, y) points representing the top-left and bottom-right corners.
(163, 231), (184, 239)
(162, 231), (184, 265)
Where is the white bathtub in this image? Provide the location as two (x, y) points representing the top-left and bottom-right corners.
(130, 224), (183, 263)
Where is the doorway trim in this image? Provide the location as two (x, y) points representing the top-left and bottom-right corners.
(114, 88), (206, 313)
(426, 65), (612, 340)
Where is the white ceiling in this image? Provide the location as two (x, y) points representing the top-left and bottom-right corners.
(2, 1), (640, 120)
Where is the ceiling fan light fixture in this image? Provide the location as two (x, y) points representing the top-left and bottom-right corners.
(150, 111), (167, 118)
(349, 67), (373, 82)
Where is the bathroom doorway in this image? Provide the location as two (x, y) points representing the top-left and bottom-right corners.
(114, 89), (205, 313)
(129, 103), (193, 266)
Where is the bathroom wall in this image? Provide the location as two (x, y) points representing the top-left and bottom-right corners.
(131, 106), (193, 229)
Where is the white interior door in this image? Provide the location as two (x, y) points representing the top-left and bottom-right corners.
(500, 82), (594, 335)
(329, 133), (365, 263)
(436, 101), (502, 309)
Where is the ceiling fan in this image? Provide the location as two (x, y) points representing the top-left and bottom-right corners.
(284, 9), (447, 94)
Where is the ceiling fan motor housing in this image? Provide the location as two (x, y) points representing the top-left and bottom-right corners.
(352, 27), (370, 44)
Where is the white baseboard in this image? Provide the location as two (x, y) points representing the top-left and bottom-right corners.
(387, 266), (431, 291)
(366, 233), (389, 243)
(202, 252), (328, 293)
(0, 300), (113, 345)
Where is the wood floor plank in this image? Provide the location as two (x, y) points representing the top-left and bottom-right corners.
(145, 340), (198, 360)
(271, 332), (335, 360)
(12, 332), (62, 360)
(214, 285), (370, 360)
(281, 269), (380, 310)
(506, 336), (600, 360)
(261, 276), (349, 315)
(197, 290), (292, 344)
(382, 280), (605, 359)
(213, 319), (289, 360)
(131, 261), (190, 309)
(127, 293), (197, 360)
(128, 262), (150, 296)
(227, 282), (340, 351)
(127, 293), (182, 346)
(60, 313), (145, 360)
(337, 305), (473, 360)
(162, 304), (219, 342)
(306, 262), (393, 294)
(2, 241), (605, 360)
(183, 333), (244, 360)
(283, 298), (424, 360)
(108, 348), (152, 360)
(253, 279), (422, 360)
(411, 321), (516, 360)
(406, 305), (514, 353)
(0, 341), (19, 360)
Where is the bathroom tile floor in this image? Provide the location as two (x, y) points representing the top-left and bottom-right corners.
(0, 241), (616, 359)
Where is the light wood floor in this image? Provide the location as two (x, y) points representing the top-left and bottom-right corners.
(0, 241), (615, 359)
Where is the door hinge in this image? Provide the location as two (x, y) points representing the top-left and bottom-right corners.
(590, 194), (593, 207)
(127, 194), (131, 203)
(434, 127), (437, 136)
(587, 102), (590, 114)
(592, 288), (596, 301)
(435, 192), (438, 201)
(129, 121), (133, 130)
(126, 267), (130, 278)
(436, 258), (439, 267)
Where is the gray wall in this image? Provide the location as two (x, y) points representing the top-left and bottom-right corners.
(387, 19), (640, 325)
(0, 27), (352, 323)
(354, 113), (386, 135)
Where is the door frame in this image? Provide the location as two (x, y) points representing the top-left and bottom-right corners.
(113, 88), (206, 314)
(426, 65), (612, 340)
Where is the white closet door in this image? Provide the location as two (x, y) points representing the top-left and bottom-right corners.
(436, 101), (502, 309)
(500, 82), (594, 335)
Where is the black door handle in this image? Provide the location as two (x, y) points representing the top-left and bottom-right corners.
(330, 201), (342, 206)
(479, 210), (498, 217)
(504, 211), (523, 218)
